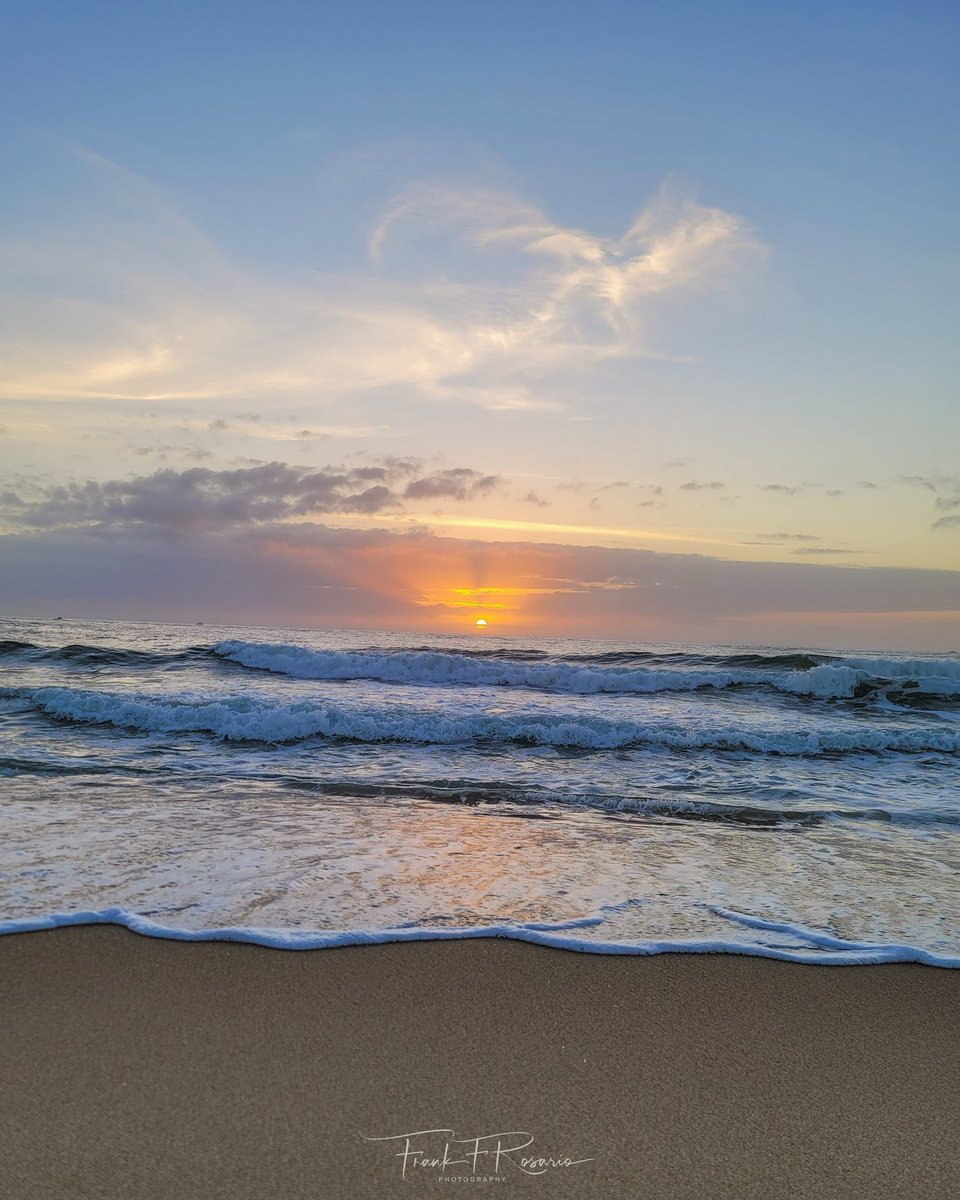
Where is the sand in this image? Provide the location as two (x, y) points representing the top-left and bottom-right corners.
(1, 927), (958, 1199)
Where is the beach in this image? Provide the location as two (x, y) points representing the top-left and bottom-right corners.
(4, 2), (959, 1194)
(2, 928), (958, 1199)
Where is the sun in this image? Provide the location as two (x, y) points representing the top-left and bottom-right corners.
(475, 618), (488, 628)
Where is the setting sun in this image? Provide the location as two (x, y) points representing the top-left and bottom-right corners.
(475, 618), (488, 628)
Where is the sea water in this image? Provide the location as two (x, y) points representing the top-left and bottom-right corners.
(1, 617), (958, 963)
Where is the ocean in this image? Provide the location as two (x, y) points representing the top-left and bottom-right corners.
(1, 616), (958, 964)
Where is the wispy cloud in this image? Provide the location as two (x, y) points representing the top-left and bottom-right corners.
(0, 148), (760, 412)
(759, 483), (802, 495)
(754, 532), (819, 542)
(892, 472), (960, 532)
(899, 474), (939, 493)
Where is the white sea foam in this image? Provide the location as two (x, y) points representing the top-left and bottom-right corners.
(11, 686), (960, 754)
(212, 640), (960, 700)
(848, 656), (960, 679)
(214, 640), (776, 692)
(2, 905), (958, 966)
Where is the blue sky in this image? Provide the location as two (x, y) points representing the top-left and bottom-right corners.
(1, 1), (958, 645)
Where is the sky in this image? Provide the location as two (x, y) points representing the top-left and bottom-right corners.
(0, 1), (958, 649)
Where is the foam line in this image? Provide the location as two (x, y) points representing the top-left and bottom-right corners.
(2, 908), (958, 966)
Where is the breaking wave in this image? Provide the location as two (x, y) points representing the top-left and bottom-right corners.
(6, 685), (959, 755)
(211, 640), (960, 705)
(4, 636), (958, 707)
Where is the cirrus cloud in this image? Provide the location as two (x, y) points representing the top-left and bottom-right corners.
(0, 147), (761, 414)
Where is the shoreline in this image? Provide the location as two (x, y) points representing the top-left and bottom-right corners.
(5, 908), (959, 965)
(2, 927), (959, 1199)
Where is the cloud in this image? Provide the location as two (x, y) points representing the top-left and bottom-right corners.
(370, 179), (752, 300)
(1, 519), (957, 649)
(130, 443), (213, 462)
(791, 547), (862, 557)
(587, 481), (631, 509)
(0, 460), (503, 532)
(893, 472), (960, 531)
(899, 474), (942, 494)
(0, 148), (760, 412)
(889, 472), (960, 531)
(403, 468), (500, 501)
(753, 532), (820, 543)
(767, 475), (960, 537)
(679, 480), (725, 492)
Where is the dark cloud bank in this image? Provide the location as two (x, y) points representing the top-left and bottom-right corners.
(2, 461), (500, 531)
(1, 463), (958, 650)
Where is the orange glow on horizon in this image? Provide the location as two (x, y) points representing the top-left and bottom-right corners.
(260, 530), (562, 631)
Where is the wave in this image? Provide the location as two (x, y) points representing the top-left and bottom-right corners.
(0, 639), (37, 655)
(2, 905), (957, 966)
(385, 646), (827, 669)
(559, 649), (828, 670)
(4, 754), (957, 829)
(267, 776), (825, 826)
(0, 753), (158, 779)
(0, 639), (208, 669)
(211, 640), (960, 704)
(7, 685), (959, 755)
(4, 635), (959, 706)
(283, 779), (960, 830)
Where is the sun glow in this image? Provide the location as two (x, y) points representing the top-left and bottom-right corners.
(475, 618), (488, 628)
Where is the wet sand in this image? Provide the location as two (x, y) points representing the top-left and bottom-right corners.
(1, 926), (958, 1199)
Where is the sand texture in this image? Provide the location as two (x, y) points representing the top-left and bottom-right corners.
(2, 927), (959, 1199)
